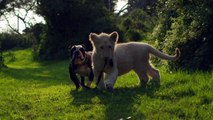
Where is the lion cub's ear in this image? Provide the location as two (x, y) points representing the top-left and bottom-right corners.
(110, 31), (119, 43)
(89, 33), (99, 43)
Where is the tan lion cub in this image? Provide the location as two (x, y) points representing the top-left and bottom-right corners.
(88, 31), (180, 89)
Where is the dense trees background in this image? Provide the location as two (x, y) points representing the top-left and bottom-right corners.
(35, 0), (119, 60)
(1, 0), (213, 71)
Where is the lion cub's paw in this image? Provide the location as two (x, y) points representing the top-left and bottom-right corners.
(106, 84), (114, 92)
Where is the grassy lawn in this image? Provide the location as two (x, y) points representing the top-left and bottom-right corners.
(0, 49), (213, 120)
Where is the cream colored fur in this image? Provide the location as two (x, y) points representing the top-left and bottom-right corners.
(87, 31), (180, 89)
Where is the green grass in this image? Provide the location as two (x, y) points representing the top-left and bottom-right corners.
(0, 49), (213, 120)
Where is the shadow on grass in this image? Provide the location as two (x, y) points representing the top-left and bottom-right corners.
(70, 85), (160, 120)
(2, 63), (69, 87)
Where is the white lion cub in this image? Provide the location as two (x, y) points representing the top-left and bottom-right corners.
(88, 31), (180, 89)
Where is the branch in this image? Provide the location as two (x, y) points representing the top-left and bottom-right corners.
(16, 0), (36, 28)
(116, 3), (129, 16)
(23, 0), (36, 20)
(3, 14), (21, 34)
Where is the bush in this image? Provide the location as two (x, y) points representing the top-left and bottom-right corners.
(151, 0), (213, 71)
(125, 29), (142, 41)
(0, 32), (32, 51)
(118, 9), (157, 41)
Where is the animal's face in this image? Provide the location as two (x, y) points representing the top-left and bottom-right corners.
(89, 31), (118, 60)
(68, 45), (86, 61)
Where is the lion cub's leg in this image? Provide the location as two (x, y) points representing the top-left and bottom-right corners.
(105, 69), (118, 89)
(94, 69), (106, 89)
(147, 63), (160, 85)
(133, 64), (149, 86)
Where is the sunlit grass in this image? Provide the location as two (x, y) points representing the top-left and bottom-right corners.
(0, 49), (212, 119)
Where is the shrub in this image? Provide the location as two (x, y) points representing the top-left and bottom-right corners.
(151, 0), (213, 71)
(118, 9), (157, 41)
(0, 32), (32, 51)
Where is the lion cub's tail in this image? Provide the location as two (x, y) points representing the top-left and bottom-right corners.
(149, 46), (181, 60)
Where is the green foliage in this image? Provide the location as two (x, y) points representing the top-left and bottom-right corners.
(151, 0), (213, 71)
(118, 9), (156, 41)
(128, 0), (157, 15)
(35, 0), (118, 60)
(102, 0), (118, 12)
(23, 23), (47, 60)
(0, 45), (5, 70)
(1, 49), (213, 119)
(0, 32), (32, 50)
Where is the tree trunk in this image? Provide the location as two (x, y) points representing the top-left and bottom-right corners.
(0, 42), (6, 70)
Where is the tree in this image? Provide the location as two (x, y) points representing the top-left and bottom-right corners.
(103, 0), (118, 12)
(1, 0), (36, 34)
(117, 0), (158, 41)
(0, 0), (10, 69)
(0, 0), (37, 69)
(35, 0), (118, 60)
(127, 0), (157, 15)
(0, 37), (5, 70)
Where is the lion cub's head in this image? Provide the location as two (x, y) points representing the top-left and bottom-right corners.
(89, 31), (118, 60)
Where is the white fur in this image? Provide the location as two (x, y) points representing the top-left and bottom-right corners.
(88, 32), (180, 89)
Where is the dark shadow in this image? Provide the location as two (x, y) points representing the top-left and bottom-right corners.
(1, 61), (70, 87)
(70, 84), (160, 120)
